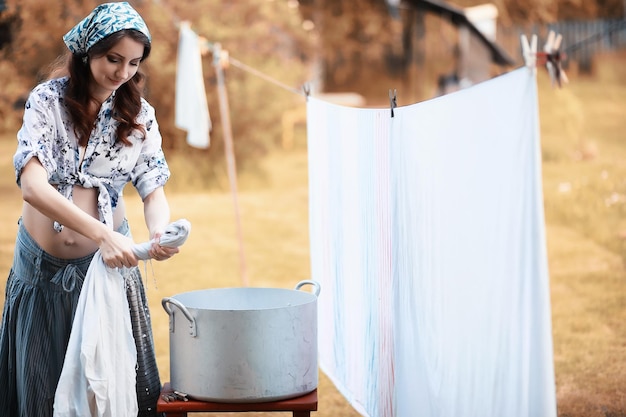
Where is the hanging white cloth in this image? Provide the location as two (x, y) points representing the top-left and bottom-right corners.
(175, 23), (211, 149)
(53, 219), (191, 417)
(307, 68), (556, 417)
(307, 102), (394, 417)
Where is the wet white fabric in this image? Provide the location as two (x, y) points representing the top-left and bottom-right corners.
(53, 219), (191, 417)
(307, 68), (556, 417)
(175, 25), (211, 149)
(133, 219), (192, 260)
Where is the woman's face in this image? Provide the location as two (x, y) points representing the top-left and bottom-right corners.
(89, 36), (144, 102)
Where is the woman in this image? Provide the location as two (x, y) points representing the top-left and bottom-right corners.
(0, 2), (177, 416)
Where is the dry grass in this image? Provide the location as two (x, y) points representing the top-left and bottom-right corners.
(537, 52), (626, 417)
(1, 53), (625, 416)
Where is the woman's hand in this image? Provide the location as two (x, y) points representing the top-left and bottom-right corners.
(148, 232), (180, 261)
(99, 230), (139, 268)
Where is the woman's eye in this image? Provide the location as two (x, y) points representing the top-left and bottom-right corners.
(107, 57), (119, 63)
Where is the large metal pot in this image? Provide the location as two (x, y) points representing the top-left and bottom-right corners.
(161, 280), (320, 403)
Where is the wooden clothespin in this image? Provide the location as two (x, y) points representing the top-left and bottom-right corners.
(303, 83), (311, 100)
(521, 31), (568, 88)
(389, 89), (397, 118)
(539, 30), (569, 88)
(520, 33), (537, 75)
(212, 43), (230, 70)
(198, 36), (211, 57)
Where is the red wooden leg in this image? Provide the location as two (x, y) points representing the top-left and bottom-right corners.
(293, 412), (311, 417)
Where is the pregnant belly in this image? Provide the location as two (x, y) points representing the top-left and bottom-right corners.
(21, 186), (127, 259)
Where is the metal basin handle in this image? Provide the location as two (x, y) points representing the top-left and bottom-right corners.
(294, 280), (321, 297)
(161, 297), (197, 337)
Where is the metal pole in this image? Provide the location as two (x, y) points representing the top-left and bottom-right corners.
(213, 43), (249, 287)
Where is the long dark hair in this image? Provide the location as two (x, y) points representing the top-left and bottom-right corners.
(64, 29), (151, 146)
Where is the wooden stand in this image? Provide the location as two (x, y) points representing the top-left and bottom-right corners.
(157, 382), (318, 417)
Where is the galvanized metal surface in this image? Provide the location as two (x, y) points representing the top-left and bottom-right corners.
(162, 280), (320, 403)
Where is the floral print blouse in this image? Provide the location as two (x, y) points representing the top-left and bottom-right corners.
(13, 77), (170, 231)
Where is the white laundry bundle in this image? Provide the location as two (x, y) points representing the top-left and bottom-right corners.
(53, 219), (191, 417)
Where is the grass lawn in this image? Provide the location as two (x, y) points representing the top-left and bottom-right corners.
(0, 53), (625, 416)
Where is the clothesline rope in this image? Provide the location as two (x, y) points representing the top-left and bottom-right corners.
(227, 56), (305, 97)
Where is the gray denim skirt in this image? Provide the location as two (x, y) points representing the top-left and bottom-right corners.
(0, 218), (161, 417)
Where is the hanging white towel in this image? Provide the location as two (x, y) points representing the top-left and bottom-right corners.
(307, 68), (556, 417)
(53, 219), (191, 417)
(175, 24), (211, 149)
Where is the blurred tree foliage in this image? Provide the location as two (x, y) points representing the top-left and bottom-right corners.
(0, 0), (87, 131)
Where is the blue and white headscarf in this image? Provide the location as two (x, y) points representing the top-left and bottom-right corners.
(63, 2), (151, 55)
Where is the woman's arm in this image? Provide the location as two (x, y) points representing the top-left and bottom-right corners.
(20, 158), (139, 267)
(143, 186), (179, 260)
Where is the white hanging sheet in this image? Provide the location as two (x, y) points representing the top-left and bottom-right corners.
(307, 68), (556, 417)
